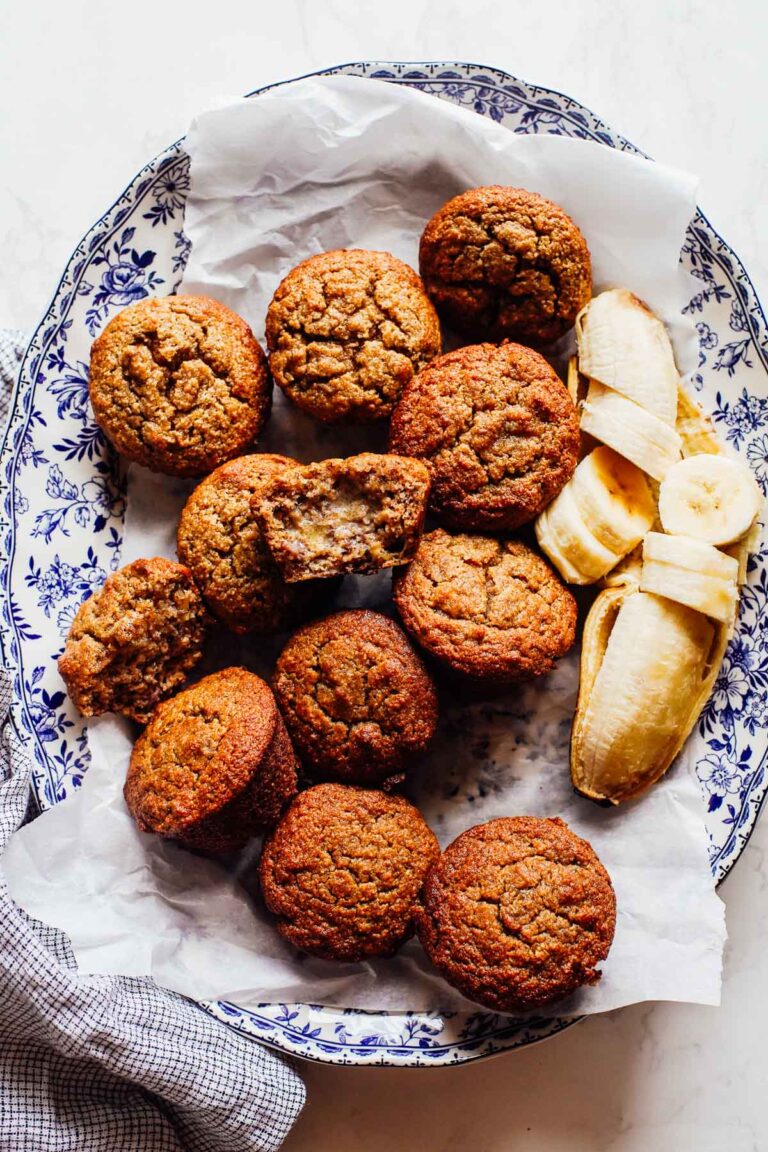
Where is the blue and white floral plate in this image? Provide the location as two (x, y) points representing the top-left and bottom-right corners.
(1, 62), (767, 1066)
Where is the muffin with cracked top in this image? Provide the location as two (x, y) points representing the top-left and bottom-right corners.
(419, 185), (592, 344)
(58, 556), (208, 724)
(266, 249), (441, 422)
(259, 783), (441, 961)
(393, 530), (577, 682)
(273, 609), (438, 785)
(124, 667), (298, 854)
(177, 453), (330, 634)
(389, 341), (579, 532)
(417, 816), (616, 1012)
(89, 295), (271, 476)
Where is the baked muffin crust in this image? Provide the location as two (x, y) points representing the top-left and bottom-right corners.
(124, 667), (298, 854)
(89, 295), (271, 476)
(177, 453), (328, 634)
(266, 249), (441, 422)
(393, 530), (577, 682)
(417, 816), (616, 1012)
(58, 556), (208, 724)
(419, 186), (591, 344)
(260, 783), (441, 961)
(273, 610), (438, 784)
(389, 341), (579, 531)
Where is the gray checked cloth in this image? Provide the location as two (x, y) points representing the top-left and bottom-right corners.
(0, 330), (306, 1151)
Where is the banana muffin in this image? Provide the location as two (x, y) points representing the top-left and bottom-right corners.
(273, 610), (438, 785)
(266, 249), (441, 422)
(393, 530), (577, 682)
(58, 557), (208, 724)
(259, 783), (441, 961)
(89, 295), (272, 476)
(389, 341), (579, 531)
(419, 186), (592, 344)
(257, 453), (431, 581)
(417, 817), (616, 1012)
(124, 667), (298, 854)
(177, 453), (329, 634)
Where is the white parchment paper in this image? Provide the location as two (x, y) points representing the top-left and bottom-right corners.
(5, 75), (725, 1014)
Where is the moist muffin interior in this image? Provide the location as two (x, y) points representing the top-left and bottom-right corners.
(257, 453), (430, 581)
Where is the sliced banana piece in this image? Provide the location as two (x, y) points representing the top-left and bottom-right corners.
(580, 381), (683, 481)
(535, 484), (620, 584)
(535, 511), (586, 585)
(658, 453), (764, 545)
(640, 560), (737, 623)
(643, 531), (740, 581)
(576, 289), (679, 425)
(571, 447), (656, 555)
(571, 589), (719, 804)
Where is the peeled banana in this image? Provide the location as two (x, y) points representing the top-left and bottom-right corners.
(580, 381), (682, 481)
(658, 453), (764, 545)
(571, 589), (721, 804)
(570, 328), (762, 805)
(575, 288), (679, 426)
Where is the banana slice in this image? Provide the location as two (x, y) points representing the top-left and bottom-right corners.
(571, 447), (656, 555)
(535, 510), (586, 585)
(580, 381), (682, 481)
(535, 484), (620, 584)
(657, 453), (764, 545)
(643, 531), (739, 581)
(576, 289), (679, 426)
(640, 560), (737, 623)
(571, 589), (719, 803)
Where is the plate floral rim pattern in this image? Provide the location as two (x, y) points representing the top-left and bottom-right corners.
(1, 61), (767, 1067)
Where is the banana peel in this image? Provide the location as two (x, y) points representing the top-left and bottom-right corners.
(570, 377), (749, 804)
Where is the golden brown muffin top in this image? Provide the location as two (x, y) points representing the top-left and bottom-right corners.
(89, 295), (271, 477)
(393, 530), (577, 682)
(124, 667), (288, 839)
(417, 816), (616, 1012)
(260, 783), (441, 962)
(273, 609), (438, 785)
(389, 341), (579, 532)
(419, 186), (591, 344)
(58, 556), (208, 724)
(266, 249), (441, 422)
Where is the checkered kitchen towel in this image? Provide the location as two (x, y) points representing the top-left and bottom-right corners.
(0, 331), (306, 1151)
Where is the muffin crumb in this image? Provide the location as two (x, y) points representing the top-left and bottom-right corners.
(58, 556), (208, 724)
(257, 453), (430, 581)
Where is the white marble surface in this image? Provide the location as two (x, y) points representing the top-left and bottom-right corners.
(2, 2), (767, 1149)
